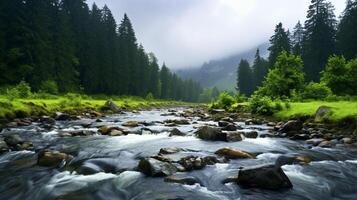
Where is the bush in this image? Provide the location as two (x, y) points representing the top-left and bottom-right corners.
(301, 82), (332, 100)
(40, 80), (58, 94)
(16, 81), (32, 98)
(60, 93), (82, 107)
(211, 92), (236, 109)
(234, 92), (247, 103)
(250, 95), (276, 115)
(146, 93), (154, 100)
(5, 88), (19, 100)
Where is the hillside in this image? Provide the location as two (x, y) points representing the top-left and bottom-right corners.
(177, 43), (269, 91)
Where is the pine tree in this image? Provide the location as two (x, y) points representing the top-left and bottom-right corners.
(291, 21), (304, 55)
(237, 59), (253, 95)
(337, 0), (357, 60)
(160, 63), (171, 99)
(302, 0), (337, 82)
(268, 23), (291, 67)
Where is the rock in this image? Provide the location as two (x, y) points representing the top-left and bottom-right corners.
(90, 111), (102, 117)
(306, 138), (325, 146)
(290, 134), (310, 140)
(218, 121), (229, 127)
(39, 116), (56, 125)
(222, 176), (238, 184)
(267, 122), (276, 127)
(138, 158), (177, 177)
(102, 100), (123, 113)
(341, 137), (353, 144)
(4, 134), (24, 147)
(122, 121), (140, 127)
(38, 150), (72, 167)
(195, 126), (226, 141)
(226, 132), (243, 142)
(77, 158), (126, 175)
(164, 119), (190, 125)
(169, 128), (185, 137)
(55, 112), (71, 121)
(280, 120), (303, 133)
(244, 131), (258, 138)
(318, 140), (334, 148)
(275, 155), (311, 167)
(222, 124), (237, 131)
(98, 125), (121, 135)
(237, 164), (292, 190)
(164, 176), (201, 185)
(209, 109), (225, 114)
(0, 140), (9, 153)
(215, 147), (254, 159)
(61, 130), (96, 137)
(6, 122), (18, 128)
(109, 130), (123, 136)
(179, 156), (205, 171)
(159, 147), (182, 154)
(315, 106), (331, 121)
(245, 119), (262, 125)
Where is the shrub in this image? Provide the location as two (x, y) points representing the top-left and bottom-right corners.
(211, 92), (236, 109)
(16, 81), (32, 98)
(40, 80), (58, 95)
(234, 92), (247, 103)
(301, 82), (332, 100)
(60, 93), (82, 107)
(146, 93), (154, 100)
(5, 88), (19, 100)
(249, 95), (275, 115)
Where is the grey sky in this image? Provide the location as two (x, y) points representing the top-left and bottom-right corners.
(87, 0), (346, 69)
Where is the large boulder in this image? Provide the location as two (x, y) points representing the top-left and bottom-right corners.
(215, 147), (254, 159)
(280, 120), (303, 133)
(4, 134), (24, 147)
(195, 126), (226, 141)
(237, 164), (293, 190)
(98, 125), (122, 135)
(226, 132), (243, 142)
(138, 158), (177, 177)
(102, 100), (123, 113)
(38, 150), (73, 167)
(315, 106), (331, 121)
(0, 140), (9, 153)
(169, 128), (185, 137)
(244, 131), (258, 138)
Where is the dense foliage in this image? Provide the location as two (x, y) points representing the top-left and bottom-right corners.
(0, 0), (202, 102)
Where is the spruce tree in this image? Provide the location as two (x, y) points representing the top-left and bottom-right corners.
(268, 23), (291, 67)
(237, 59), (253, 95)
(337, 0), (357, 60)
(291, 21), (304, 55)
(252, 49), (269, 90)
(302, 0), (337, 82)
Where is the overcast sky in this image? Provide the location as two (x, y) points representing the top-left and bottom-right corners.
(87, 0), (346, 69)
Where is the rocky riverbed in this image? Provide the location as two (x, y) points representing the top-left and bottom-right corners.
(0, 107), (357, 200)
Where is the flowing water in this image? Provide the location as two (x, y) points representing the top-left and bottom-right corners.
(0, 108), (357, 200)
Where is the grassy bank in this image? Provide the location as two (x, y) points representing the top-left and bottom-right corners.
(273, 101), (357, 122)
(0, 95), (193, 120)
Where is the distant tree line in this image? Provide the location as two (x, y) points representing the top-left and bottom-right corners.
(237, 0), (357, 97)
(0, 0), (202, 102)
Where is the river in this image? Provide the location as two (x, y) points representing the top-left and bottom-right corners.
(0, 108), (357, 200)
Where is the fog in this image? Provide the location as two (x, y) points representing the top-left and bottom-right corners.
(88, 0), (345, 69)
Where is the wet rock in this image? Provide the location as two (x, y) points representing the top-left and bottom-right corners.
(267, 122), (276, 127)
(280, 120), (303, 133)
(98, 125), (121, 135)
(306, 138), (325, 146)
(164, 119), (190, 125)
(169, 128), (185, 137)
(203, 156), (225, 165)
(138, 158), (177, 177)
(90, 111), (102, 118)
(4, 134), (24, 147)
(102, 100), (123, 113)
(77, 158), (126, 175)
(215, 147), (254, 159)
(39, 116), (56, 125)
(109, 130), (123, 136)
(164, 175), (201, 185)
(218, 121), (229, 127)
(61, 130), (96, 137)
(0, 140), (9, 153)
(275, 155), (311, 167)
(179, 156), (205, 171)
(315, 106), (331, 121)
(244, 131), (258, 139)
(237, 164), (292, 190)
(318, 140), (334, 148)
(341, 137), (353, 144)
(159, 147), (182, 154)
(245, 119), (262, 125)
(6, 122), (18, 128)
(222, 176), (238, 184)
(38, 150), (72, 167)
(55, 112), (71, 121)
(222, 124), (238, 131)
(122, 121), (140, 127)
(226, 131), (243, 142)
(290, 134), (310, 140)
(195, 126), (226, 141)
(209, 109), (225, 114)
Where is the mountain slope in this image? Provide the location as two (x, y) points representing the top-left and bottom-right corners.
(177, 43), (269, 91)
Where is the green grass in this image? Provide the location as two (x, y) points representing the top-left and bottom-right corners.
(0, 95), (195, 119)
(273, 101), (357, 121)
